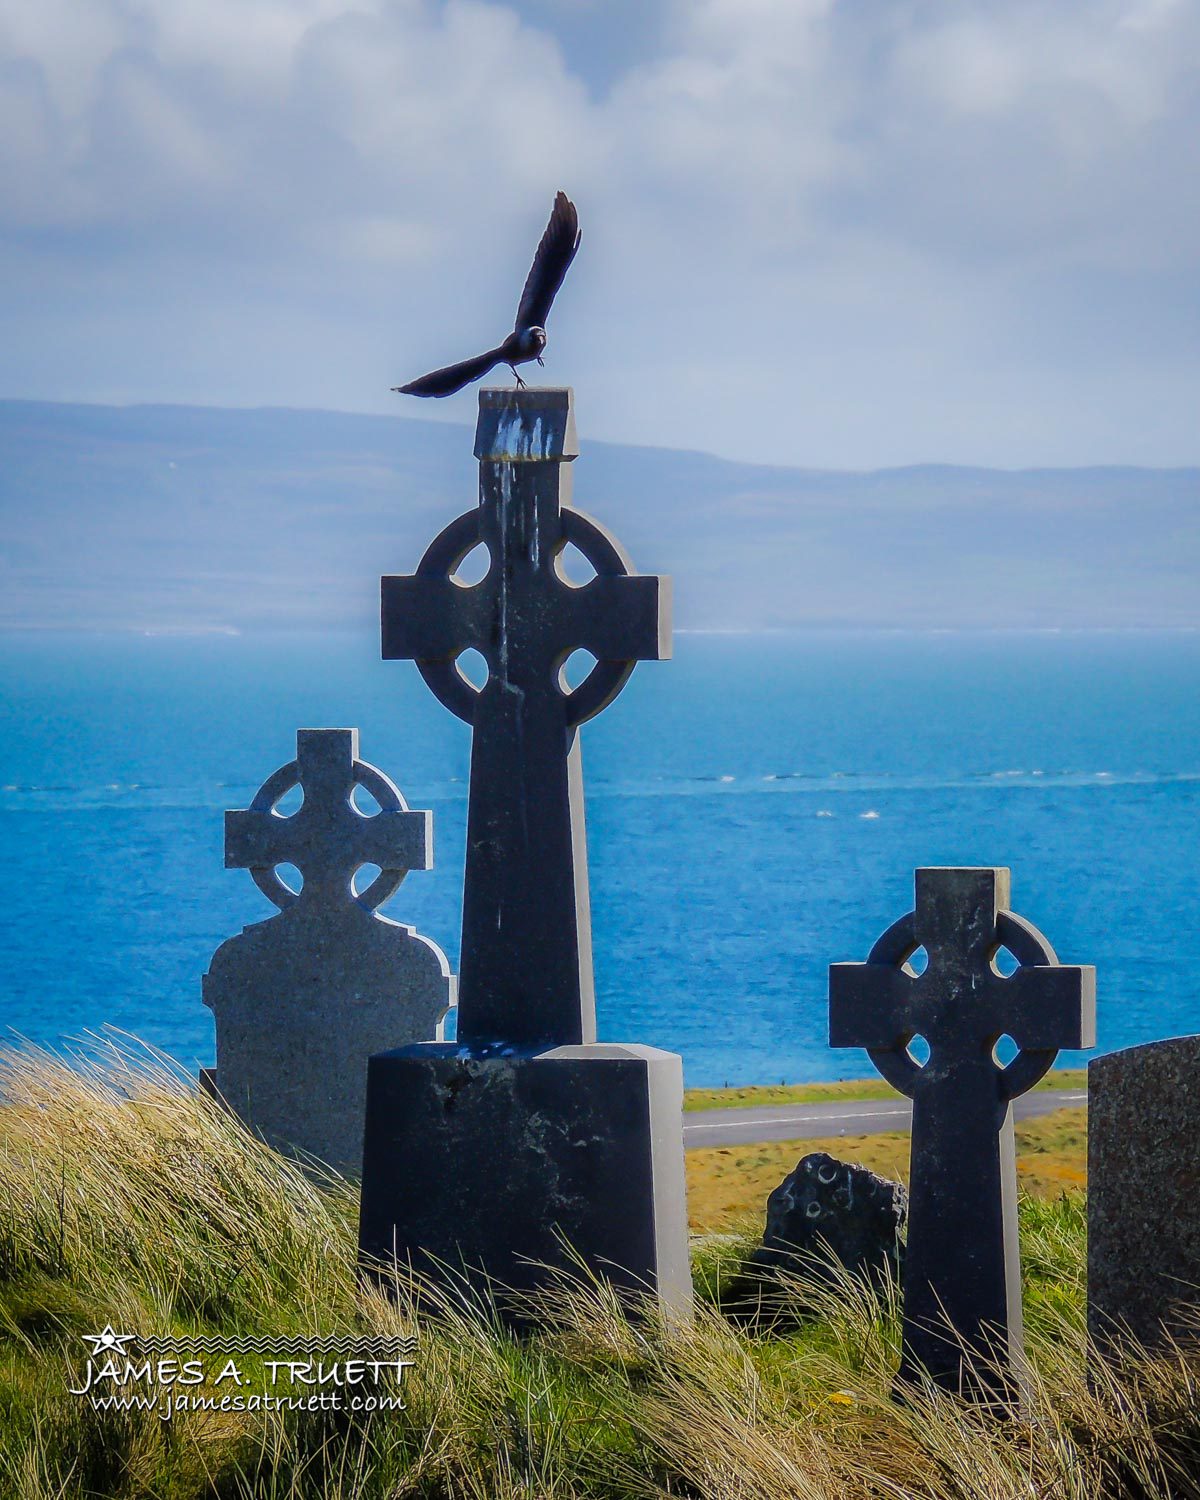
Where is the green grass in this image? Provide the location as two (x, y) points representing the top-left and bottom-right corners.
(0, 1037), (1193, 1500)
(683, 1067), (1089, 1112)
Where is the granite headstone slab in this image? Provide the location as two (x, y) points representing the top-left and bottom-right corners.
(360, 388), (690, 1322)
(203, 728), (454, 1173)
(1089, 1035), (1200, 1355)
(831, 867), (1095, 1400)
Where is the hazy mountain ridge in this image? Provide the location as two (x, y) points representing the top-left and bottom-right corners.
(1, 400), (1196, 632)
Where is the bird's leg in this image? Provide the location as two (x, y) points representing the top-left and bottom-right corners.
(537, 355), (545, 367)
(510, 365), (527, 389)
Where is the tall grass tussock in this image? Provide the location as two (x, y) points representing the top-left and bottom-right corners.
(0, 1034), (1197, 1499)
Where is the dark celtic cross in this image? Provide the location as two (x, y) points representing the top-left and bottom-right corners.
(829, 867), (1095, 1399)
(381, 387), (669, 1049)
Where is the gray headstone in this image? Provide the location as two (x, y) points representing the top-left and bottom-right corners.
(1089, 1035), (1200, 1355)
(203, 728), (454, 1174)
(726, 1152), (907, 1327)
(361, 387), (690, 1323)
(830, 867), (1095, 1400)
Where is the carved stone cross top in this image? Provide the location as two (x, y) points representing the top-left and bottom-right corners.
(225, 727), (431, 911)
(381, 387), (671, 1050)
(829, 867), (1096, 1398)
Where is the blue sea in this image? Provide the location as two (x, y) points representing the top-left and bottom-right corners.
(0, 629), (1197, 1087)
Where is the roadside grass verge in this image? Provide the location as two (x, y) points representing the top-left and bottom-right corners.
(687, 1108), (1088, 1231)
(0, 1036), (1191, 1500)
(683, 1067), (1088, 1112)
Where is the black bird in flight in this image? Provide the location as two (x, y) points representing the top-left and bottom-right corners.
(393, 191), (580, 398)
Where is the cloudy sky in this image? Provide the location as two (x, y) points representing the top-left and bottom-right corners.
(1, 0), (1198, 468)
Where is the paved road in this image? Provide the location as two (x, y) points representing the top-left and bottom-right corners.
(683, 1088), (1087, 1150)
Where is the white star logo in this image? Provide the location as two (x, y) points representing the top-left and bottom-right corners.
(81, 1326), (136, 1357)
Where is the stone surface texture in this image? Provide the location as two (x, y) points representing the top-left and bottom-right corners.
(830, 867), (1095, 1399)
(363, 388), (690, 1321)
(727, 1152), (907, 1325)
(203, 728), (454, 1173)
(1089, 1035), (1200, 1354)
(359, 1042), (691, 1319)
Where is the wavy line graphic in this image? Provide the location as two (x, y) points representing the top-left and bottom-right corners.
(134, 1336), (416, 1357)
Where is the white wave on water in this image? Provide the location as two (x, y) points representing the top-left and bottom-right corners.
(3, 766), (1200, 811)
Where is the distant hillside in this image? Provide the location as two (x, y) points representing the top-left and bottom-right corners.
(1, 400), (1196, 631)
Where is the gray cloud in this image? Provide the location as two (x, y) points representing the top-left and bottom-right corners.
(1, 0), (1197, 466)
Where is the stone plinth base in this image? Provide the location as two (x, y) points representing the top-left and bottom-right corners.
(357, 1041), (692, 1322)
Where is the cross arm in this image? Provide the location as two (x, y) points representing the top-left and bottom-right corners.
(1004, 963), (1096, 1051)
(224, 807), (431, 873)
(829, 963), (914, 1051)
(225, 809), (292, 870)
(349, 808), (432, 872)
(562, 575), (671, 663)
(381, 577), (490, 661)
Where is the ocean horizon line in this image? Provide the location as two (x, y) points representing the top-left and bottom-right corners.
(2, 623), (1199, 640)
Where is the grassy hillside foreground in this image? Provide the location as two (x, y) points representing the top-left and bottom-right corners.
(1, 1038), (1196, 1500)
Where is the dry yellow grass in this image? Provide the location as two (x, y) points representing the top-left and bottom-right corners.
(4, 1041), (1199, 1500)
(686, 1107), (1088, 1232)
(683, 1068), (1088, 1112)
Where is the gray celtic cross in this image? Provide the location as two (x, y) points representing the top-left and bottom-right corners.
(829, 867), (1095, 1398)
(381, 388), (670, 1049)
(225, 728), (430, 909)
(204, 728), (452, 1173)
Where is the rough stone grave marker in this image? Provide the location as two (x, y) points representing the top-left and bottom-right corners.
(727, 1153), (907, 1327)
(1089, 1035), (1200, 1355)
(830, 867), (1095, 1398)
(203, 728), (454, 1173)
(358, 386), (691, 1321)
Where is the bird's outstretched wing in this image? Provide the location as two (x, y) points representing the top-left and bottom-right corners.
(514, 191), (580, 332)
(393, 347), (503, 398)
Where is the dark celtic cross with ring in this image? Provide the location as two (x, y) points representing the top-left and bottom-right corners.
(381, 387), (669, 1051)
(830, 867), (1095, 1400)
